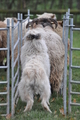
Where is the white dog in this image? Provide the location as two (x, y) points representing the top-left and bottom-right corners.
(18, 29), (52, 113)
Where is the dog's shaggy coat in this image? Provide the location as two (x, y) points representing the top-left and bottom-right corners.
(18, 29), (52, 113)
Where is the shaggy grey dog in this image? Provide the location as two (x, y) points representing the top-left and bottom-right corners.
(18, 29), (52, 113)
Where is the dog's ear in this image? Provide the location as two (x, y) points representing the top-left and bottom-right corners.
(57, 21), (63, 27)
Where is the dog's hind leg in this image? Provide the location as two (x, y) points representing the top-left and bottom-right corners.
(40, 80), (52, 113)
(41, 98), (52, 113)
(24, 95), (34, 112)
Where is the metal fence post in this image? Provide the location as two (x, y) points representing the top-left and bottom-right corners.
(20, 13), (23, 47)
(63, 11), (70, 115)
(11, 18), (14, 117)
(62, 15), (66, 45)
(6, 19), (10, 115)
(17, 13), (20, 80)
(28, 9), (30, 30)
(28, 9), (30, 23)
(68, 18), (73, 113)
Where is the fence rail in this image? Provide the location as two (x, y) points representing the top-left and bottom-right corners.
(68, 17), (80, 113)
(0, 19), (10, 116)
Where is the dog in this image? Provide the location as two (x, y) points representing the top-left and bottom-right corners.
(18, 29), (52, 113)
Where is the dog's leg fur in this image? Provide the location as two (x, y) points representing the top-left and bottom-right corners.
(40, 76), (52, 113)
(41, 99), (52, 113)
(24, 95), (34, 112)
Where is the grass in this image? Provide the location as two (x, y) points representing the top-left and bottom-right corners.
(0, 31), (80, 120)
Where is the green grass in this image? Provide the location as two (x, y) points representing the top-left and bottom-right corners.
(0, 31), (80, 120)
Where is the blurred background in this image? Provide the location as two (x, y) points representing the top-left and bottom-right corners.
(0, 0), (80, 26)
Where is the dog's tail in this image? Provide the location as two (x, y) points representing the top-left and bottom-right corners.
(27, 33), (41, 40)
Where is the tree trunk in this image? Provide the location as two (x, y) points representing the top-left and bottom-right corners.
(8, 0), (15, 9)
(50, 0), (55, 9)
(58, 0), (64, 9)
(77, 0), (80, 9)
(43, 0), (46, 10)
(68, 0), (73, 9)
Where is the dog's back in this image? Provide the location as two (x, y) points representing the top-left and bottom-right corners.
(21, 30), (50, 77)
